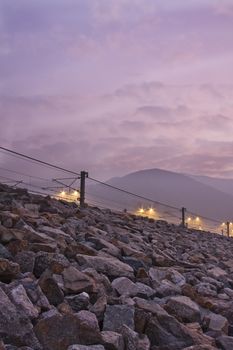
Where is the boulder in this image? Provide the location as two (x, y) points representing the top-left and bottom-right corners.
(0, 287), (41, 349)
(9, 284), (39, 319)
(144, 302), (194, 349)
(35, 312), (102, 350)
(203, 313), (229, 335)
(165, 296), (201, 323)
(76, 254), (134, 279)
(21, 278), (51, 311)
(122, 324), (150, 350)
(62, 266), (94, 294)
(0, 243), (13, 260)
(103, 305), (135, 332)
(15, 251), (35, 273)
(101, 331), (124, 350)
(156, 279), (181, 297)
(208, 267), (227, 280)
(216, 336), (233, 350)
(112, 277), (136, 297)
(39, 270), (64, 306)
(65, 292), (90, 312)
(89, 295), (107, 322)
(0, 258), (20, 282)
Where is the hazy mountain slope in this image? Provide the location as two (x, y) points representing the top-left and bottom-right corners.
(88, 168), (233, 221)
(190, 175), (233, 197)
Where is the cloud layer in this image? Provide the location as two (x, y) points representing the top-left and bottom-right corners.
(0, 0), (232, 179)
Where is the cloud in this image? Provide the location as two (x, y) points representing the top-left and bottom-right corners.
(0, 1), (233, 180)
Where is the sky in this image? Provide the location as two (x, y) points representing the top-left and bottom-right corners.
(0, 0), (233, 180)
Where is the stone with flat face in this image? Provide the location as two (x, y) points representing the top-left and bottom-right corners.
(76, 254), (134, 279)
(35, 312), (102, 350)
(103, 305), (135, 333)
(0, 287), (41, 349)
(165, 296), (201, 323)
(62, 266), (94, 294)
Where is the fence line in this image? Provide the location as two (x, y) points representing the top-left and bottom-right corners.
(0, 146), (232, 237)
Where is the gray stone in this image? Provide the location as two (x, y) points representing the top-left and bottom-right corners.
(208, 267), (227, 279)
(76, 254), (134, 279)
(15, 251), (35, 273)
(112, 277), (136, 297)
(62, 266), (94, 294)
(195, 282), (218, 297)
(65, 292), (90, 312)
(39, 270), (64, 306)
(156, 279), (181, 297)
(9, 284), (39, 319)
(203, 313), (229, 335)
(122, 324), (150, 350)
(21, 278), (51, 311)
(103, 305), (135, 332)
(0, 287), (41, 349)
(165, 296), (201, 323)
(216, 336), (233, 350)
(101, 331), (124, 350)
(144, 302), (194, 349)
(35, 312), (102, 350)
(0, 243), (13, 260)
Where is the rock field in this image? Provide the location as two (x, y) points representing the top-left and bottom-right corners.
(0, 183), (233, 350)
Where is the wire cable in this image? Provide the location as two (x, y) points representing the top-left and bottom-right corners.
(0, 146), (81, 177)
(88, 176), (180, 211)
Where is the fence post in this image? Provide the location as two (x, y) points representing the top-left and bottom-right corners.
(181, 207), (186, 227)
(80, 171), (88, 207)
(226, 221), (230, 237)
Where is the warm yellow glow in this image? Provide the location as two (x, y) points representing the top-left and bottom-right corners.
(198, 226), (203, 230)
(187, 217), (191, 222)
(195, 217), (200, 222)
(139, 208), (145, 214)
(60, 191), (66, 197)
(73, 190), (79, 196)
(148, 208), (155, 214)
(230, 222), (233, 226)
(222, 222), (226, 226)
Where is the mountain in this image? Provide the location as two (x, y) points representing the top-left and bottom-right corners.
(87, 168), (233, 222)
(190, 174), (233, 197)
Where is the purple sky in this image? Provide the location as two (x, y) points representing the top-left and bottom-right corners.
(0, 0), (233, 180)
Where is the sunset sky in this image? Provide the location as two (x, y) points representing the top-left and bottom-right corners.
(0, 0), (233, 179)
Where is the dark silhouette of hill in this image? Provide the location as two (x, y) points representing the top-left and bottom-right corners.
(88, 168), (233, 221)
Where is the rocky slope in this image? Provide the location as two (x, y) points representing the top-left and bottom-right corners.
(0, 183), (233, 350)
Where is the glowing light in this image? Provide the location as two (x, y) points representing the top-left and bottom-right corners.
(230, 222), (233, 226)
(73, 190), (79, 196)
(60, 191), (66, 197)
(148, 208), (155, 214)
(187, 217), (191, 222)
(139, 208), (145, 214)
(195, 217), (200, 222)
(222, 222), (226, 226)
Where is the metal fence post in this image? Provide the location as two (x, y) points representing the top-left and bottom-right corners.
(226, 221), (230, 237)
(80, 171), (88, 207)
(181, 207), (186, 227)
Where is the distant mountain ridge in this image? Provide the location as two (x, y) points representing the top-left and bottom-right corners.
(190, 174), (233, 197)
(88, 168), (233, 221)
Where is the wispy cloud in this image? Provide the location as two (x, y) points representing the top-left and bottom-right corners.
(0, 1), (232, 179)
